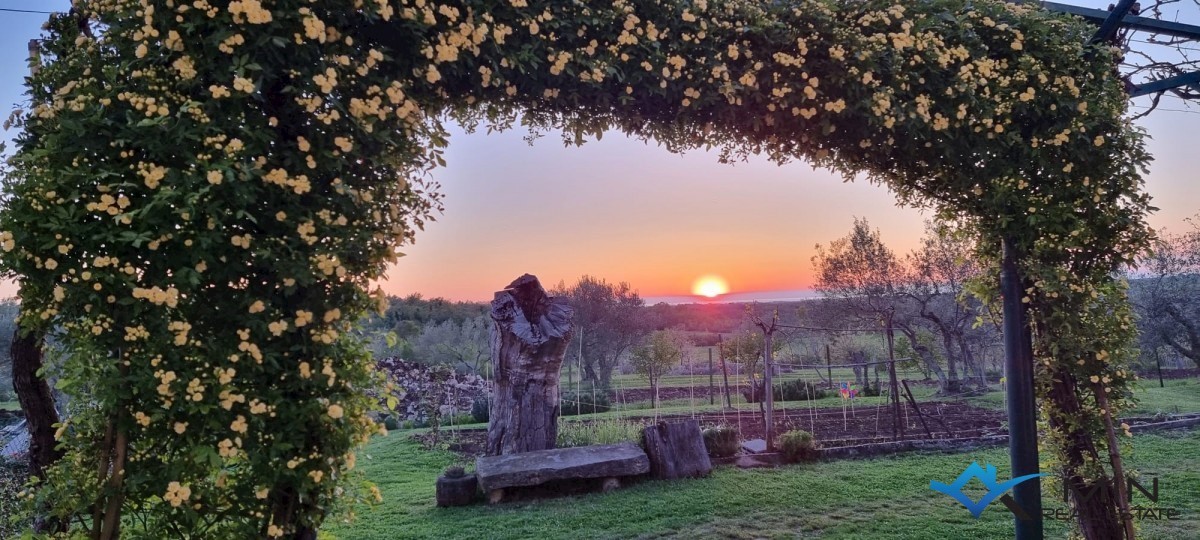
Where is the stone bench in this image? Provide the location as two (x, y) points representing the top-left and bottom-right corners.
(474, 442), (650, 503)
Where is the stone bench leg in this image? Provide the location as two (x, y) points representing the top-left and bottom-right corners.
(601, 477), (620, 493)
(487, 489), (504, 505)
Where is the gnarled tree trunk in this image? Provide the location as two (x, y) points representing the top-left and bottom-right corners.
(11, 325), (66, 533)
(486, 275), (574, 456)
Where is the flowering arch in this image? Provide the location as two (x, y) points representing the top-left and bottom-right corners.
(2, 0), (1150, 537)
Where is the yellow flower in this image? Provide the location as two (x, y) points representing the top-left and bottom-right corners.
(230, 415), (248, 433)
(174, 422), (188, 434)
(327, 404), (344, 419)
(206, 170), (223, 185)
(164, 482), (191, 507)
(233, 76), (255, 93)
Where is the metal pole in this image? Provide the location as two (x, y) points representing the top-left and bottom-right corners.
(1001, 238), (1043, 539)
(719, 334), (733, 408)
(763, 328), (775, 452)
(826, 344), (833, 389)
(886, 315), (903, 441)
(708, 347), (715, 405)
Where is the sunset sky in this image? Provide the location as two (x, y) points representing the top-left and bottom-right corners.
(1, 1), (1198, 303)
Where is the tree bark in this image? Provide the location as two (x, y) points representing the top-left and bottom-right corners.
(487, 275), (574, 456)
(1046, 371), (1125, 539)
(895, 323), (948, 389)
(11, 326), (67, 534)
(641, 420), (712, 479)
(11, 326), (61, 480)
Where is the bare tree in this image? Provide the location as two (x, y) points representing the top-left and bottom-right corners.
(1132, 219), (1200, 367)
(899, 221), (989, 392)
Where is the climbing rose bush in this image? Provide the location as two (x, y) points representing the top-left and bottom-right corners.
(0, 0), (1152, 535)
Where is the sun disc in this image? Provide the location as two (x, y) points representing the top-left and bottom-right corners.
(692, 275), (729, 298)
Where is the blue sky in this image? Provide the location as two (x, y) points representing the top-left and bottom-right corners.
(0, 1), (1196, 302)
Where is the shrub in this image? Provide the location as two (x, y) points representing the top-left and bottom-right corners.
(779, 430), (819, 463)
(383, 415), (401, 431)
(556, 419), (644, 448)
(773, 379), (828, 401)
(471, 397), (490, 424)
(858, 381), (882, 397)
(448, 414), (476, 426)
(702, 425), (739, 458)
(560, 389), (611, 416)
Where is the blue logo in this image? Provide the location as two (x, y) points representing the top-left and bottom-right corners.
(930, 462), (1047, 518)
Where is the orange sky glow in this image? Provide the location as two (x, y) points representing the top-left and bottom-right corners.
(379, 107), (1198, 303)
(0, 2), (1197, 304)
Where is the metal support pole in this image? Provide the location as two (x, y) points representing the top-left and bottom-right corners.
(1001, 238), (1043, 540)
(826, 344), (833, 389)
(886, 317), (903, 442)
(708, 347), (715, 405)
(719, 335), (733, 408)
(763, 329), (775, 452)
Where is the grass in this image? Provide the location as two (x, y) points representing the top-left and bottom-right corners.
(0, 401), (20, 412)
(326, 429), (1200, 540)
(962, 378), (1200, 417)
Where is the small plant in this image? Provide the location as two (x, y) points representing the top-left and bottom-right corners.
(383, 415), (401, 431)
(556, 419), (643, 448)
(779, 430), (819, 463)
(471, 397), (490, 424)
(702, 425), (739, 458)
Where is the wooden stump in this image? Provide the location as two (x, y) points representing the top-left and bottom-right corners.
(435, 473), (478, 507)
(486, 274), (574, 456)
(642, 420), (713, 480)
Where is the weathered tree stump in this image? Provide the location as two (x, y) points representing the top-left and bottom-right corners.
(486, 274), (574, 456)
(642, 420), (713, 479)
(435, 467), (478, 507)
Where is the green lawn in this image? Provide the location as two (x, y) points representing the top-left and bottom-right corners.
(0, 401), (19, 412)
(962, 379), (1200, 417)
(326, 429), (1200, 540)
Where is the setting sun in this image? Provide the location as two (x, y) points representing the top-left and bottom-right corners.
(692, 275), (730, 298)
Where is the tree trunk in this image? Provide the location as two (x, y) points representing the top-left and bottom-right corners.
(11, 327), (61, 480)
(11, 326), (66, 533)
(641, 420), (712, 479)
(1046, 371), (1125, 538)
(897, 325), (948, 390)
(487, 275), (574, 456)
